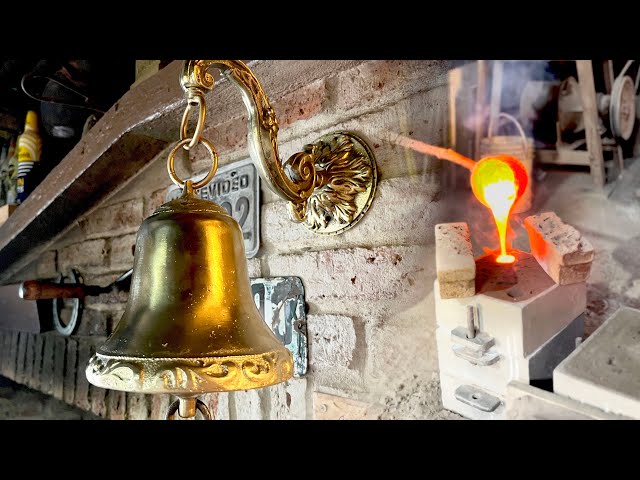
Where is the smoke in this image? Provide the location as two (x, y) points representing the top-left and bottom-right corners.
(462, 60), (556, 142)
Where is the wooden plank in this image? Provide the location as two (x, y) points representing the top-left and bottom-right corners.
(536, 148), (591, 166)
(448, 67), (462, 150)
(474, 60), (488, 160)
(576, 60), (606, 188)
(488, 60), (504, 136)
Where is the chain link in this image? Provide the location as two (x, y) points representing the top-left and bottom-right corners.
(180, 91), (206, 150)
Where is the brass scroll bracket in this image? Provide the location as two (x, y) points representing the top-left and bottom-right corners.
(181, 60), (378, 235)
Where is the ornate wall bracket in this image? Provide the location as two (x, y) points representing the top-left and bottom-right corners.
(181, 60), (378, 235)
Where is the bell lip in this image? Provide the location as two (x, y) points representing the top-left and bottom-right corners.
(85, 349), (294, 396)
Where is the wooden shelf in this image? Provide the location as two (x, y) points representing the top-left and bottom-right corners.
(0, 60), (366, 283)
(0, 61), (185, 282)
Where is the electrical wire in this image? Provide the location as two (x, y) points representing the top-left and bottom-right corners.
(20, 73), (106, 114)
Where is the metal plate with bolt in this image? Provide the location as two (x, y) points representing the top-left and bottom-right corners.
(166, 158), (261, 258)
(454, 385), (501, 412)
(251, 276), (308, 377)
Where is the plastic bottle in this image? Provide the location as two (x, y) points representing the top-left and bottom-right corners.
(16, 111), (42, 204)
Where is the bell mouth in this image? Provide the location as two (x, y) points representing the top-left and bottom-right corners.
(86, 348), (293, 395)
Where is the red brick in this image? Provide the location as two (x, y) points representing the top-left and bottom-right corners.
(36, 251), (58, 278)
(64, 338), (78, 405)
(40, 334), (56, 396)
(32, 335), (45, 390)
(53, 336), (66, 400)
(332, 60), (450, 113)
(59, 239), (108, 272)
(144, 188), (167, 218)
(7, 331), (19, 380)
(74, 340), (93, 411)
(108, 390), (127, 420)
(76, 308), (110, 336)
(149, 394), (172, 420)
(273, 78), (328, 127)
(15, 332), (27, 384)
(127, 393), (150, 420)
(91, 385), (108, 418)
(23, 334), (36, 388)
(110, 233), (137, 270)
(79, 198), (144, 239)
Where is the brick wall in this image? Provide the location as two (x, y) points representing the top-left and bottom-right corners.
(0, 60), (460, 420)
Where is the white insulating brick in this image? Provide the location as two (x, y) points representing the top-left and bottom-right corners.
(506, 381), (630, 420)
(439, 371), (506, 420)
(435, 223), (475, 282)
(307, 315), (356, 369)
(554, 307), (640, 419)
(524, 212), (594, 285)
(436, 327), (525, 396)
(233, 389), (263, 420)
(269, 378), (307, 420)
(434, 277), (586, 358)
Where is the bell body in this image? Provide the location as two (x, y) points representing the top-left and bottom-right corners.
(86, 184), (293, 395)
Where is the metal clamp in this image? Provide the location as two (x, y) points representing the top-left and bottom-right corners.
(450, 305), (500, 366)
(52, 269), (83, 336)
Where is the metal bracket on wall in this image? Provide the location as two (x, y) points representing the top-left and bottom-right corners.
(52, 269), (83, 336)
(250, 276), (308, 377)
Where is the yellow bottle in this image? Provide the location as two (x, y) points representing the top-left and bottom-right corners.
(16, 111), (42, 203)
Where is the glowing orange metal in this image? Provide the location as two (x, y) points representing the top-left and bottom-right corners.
(389, 135), (529, 264)
(470, 155), (528, 264)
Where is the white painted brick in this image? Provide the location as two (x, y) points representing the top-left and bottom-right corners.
(265, 245), (433, 303)
(201, 392), (231, 420)
(365, 323), (438, 395)
(307, 315), (356, 369)
(329, 60), (450, 115)
(269, 378), (307, 420)
(275, 86), (449, 181)
(233, 389), (263, 420)
(246, 258), (261, 278)
(262, 175), (443, 254)
(312, 369), (366, 396)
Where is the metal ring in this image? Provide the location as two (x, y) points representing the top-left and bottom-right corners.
(180, 92), (206, 150)
(167, 137), (218, 189)
(166, 399), (212, 420)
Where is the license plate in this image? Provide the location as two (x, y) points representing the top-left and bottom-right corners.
(166, 158), (260, 258)
(251, 276), (308, 378)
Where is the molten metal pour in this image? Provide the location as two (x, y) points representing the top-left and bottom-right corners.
(392, 135), (528, 264)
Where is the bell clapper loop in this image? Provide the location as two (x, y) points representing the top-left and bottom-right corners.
(167, 137), (219, 190)
(166, 397), (212, 420)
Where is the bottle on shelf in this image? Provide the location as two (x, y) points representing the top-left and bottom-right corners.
(16, 111), (42, 204)
(1, 136), (18, 205)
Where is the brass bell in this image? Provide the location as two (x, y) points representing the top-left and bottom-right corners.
(86, 179), (293, 414)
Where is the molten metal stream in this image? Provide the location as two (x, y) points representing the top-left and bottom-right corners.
(391, 134), (528, 264)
